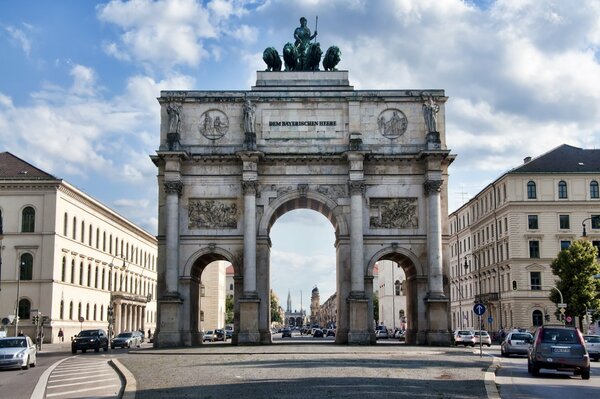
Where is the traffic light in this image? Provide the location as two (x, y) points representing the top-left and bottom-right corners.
(512, 280), (517, 291)
(32, 315), (38, 325)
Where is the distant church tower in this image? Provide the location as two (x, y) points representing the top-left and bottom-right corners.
(310, 285), (320, 325)
(286, 290), (292, 313)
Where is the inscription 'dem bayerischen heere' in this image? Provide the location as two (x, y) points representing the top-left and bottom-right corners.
(269, 120), (337, 127)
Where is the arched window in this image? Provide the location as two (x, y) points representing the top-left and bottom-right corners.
(93, 304), (97, 321)
(72, 217), (77, 239)
(61, 256), (66, 282)
(96, 228), (100, 248)
(20, 253), (33, 280)
(63, 212), (68, 236)
(101, 269), (105, 290)
(527, 181), (536, 199)
(69, 301), (73, 320)
(532, 310), (543, 327)
(88, 224), (92, 246)
(87, 264), (91, 287)
(103, 231), (106, 251)
(79, 262), (84, 285)
(71, 260), (75, 284)
(18, 298), (31, 320)
(78, 302), (82, 319)
(591, 181), (599, 199)
(21, 206), (35, 232)
(100, 305), (104, 321)
(109, 234), (113, 254)
(86, 303), (90, 320)
(60, 300), (64, 319)
(394, 280), (401, 296)
(558, 180), (568, 199)
(81, 221), (85, 243)
(94, 266), (99, 288)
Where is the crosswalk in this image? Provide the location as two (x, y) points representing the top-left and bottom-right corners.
(43, 357), (122, 398)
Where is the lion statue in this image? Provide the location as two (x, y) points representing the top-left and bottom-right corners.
(323, 45), (341, 71)
(283, 42), (297, 71)
(262, 47), (282, 71)
(305, 42), (322, 71)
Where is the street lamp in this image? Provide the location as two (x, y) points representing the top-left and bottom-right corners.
(14, 260), (24, 336)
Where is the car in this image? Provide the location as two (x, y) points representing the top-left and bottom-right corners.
(135, 331), (145, 343)
(527, 325), (590, 380)
(0, 336), (37, 370)
(501, 331), (533, 357)
(72, 329), (109, 354)
(111, 332), (142, 349)
(375, 329), (389, 339)
(584, 335), (600, 361)
(226, 329), (233, 340)
(473, 330), (492, 347)
(203, 330), (215, 342)
(326, 329), (336, 337)
(214, 329), (226, 341)
(454, 330), (475, 346)
(281, 328), (292, 338)
(313, 329), (324, 338)
(394, 329), (406, 341)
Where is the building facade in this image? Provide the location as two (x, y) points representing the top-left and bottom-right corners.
(376, 260), (407, 331)
(0, 152), (158, 343)
(199, 260), (228, 330)
(449, 145), (600, 333)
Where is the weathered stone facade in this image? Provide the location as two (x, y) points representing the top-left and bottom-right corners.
(151, 71), (454, 346)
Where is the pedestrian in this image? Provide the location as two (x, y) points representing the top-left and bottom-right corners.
(58, 328), (64, 342)
(147, 328), (152, 340)
(18, 330), (24, 336)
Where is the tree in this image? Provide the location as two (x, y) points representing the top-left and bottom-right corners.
(373, 292), (379, 325)
(225, 295), (234, 324)
(270, 291), (282, 324)
(550, 240), (600, 331)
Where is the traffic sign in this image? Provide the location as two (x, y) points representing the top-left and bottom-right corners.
(566, 316), (573, 323)
(559, 308), (566, 314)
(488, 316), (493, 324)
(558, 303), (567, 308)
(473, 303), (486, 316)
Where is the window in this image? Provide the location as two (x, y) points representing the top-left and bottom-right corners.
(61, 257), (66, 282)
(89, 225), (93, 246)
(530, 272), (541, 290)
(79, 262), (84, 285)
(592, 215), (600, 229)
(528, 215), (538, 229)
(87, 264), (91, 287)
(81, 221), (85, 243)
(559, 215), (570, 229)
(591, 181), (599, 199)
(60, 300), (64, 319)
(395, 280), (401, 296)
(529, 240), (540, 258)
(18, 299), (31, 320)
(527, 181), (536, 199)
(63, 212), (68, 236)
(21, 206), (35, 232)
(20, 253), (33, 280)
(69, 302), (73, 320)
(558, 180), (568, 199)
(95, 267), (99, 288)
(102, 269), (106, 290)
(71, 260), (75, 284)
(560, 240), (571, 251)
(532, 310), (543, 327)
(72, 217), (77, 239)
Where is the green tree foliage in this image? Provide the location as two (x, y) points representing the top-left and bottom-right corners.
(225, 294), (234, 324)
(550, 240), (600, 330)
(270, 291), (282, 323)
(373, 292), (379, 325)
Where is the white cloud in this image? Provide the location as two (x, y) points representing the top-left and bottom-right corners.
(0, 93), (14, 108)
(4, 24), (32, 56)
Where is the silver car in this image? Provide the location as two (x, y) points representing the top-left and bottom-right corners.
(0, 336), (37, 370)
(110, 331), (141, 349)
(584, 335), (600, 361)
(501, 331), (533, 357)
(473, 330), (492, 347)
(454, 330), (475, 346)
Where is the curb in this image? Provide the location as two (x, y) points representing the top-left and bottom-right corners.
(111, 358), (137, 399)
(484, 357), (500, 399)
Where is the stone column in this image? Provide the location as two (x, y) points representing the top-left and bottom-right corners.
(114, 302), (122, 334)
(349, 181), (365, 294)
(242, 181), (257, 294)
(423, 179), (444, 297)
(164, 181), (183, 294)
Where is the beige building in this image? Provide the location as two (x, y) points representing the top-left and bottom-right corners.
(200, 260), (228, 330)
(0, 152), (158, 343)
(449, 144), (600, 333)
(376, 260), (407, 331)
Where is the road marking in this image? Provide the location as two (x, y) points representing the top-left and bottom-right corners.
(47, 377), (119, 389)
(45, 384), (120, 398)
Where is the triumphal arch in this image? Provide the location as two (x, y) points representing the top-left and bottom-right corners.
(151, 27), (454, 346)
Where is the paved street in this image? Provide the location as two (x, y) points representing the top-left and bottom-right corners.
(118, 342), (492, 399)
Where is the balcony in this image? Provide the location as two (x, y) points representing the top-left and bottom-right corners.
(475, 292), (499, 303)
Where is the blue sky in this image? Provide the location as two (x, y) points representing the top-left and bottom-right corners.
(2, 0), (600, 310)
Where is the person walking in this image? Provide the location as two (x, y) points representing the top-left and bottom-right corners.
(58, 328), (64, 342)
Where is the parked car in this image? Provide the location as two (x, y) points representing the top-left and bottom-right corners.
(313, 329), (324, 338)
(583, 335), (600, 361)
(375, 329), (389, 339)
(501, 331), (533, 357)
(226, 329), (233, 340)
(473, 330), (492, 347)
(454, 330), (475, 346)
(527, 325), (590, 379)
(214, 329), (226, 341)
(202, 330), (215, 342)
(111, 332), (141, 349)
(72, 329), (109, 354)
(394, 329), (406, 341)
(0, 336), (37, 370)
(326, 329), (336, 337)
(281, 328), (292, 338)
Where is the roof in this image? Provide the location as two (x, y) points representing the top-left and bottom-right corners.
(0, 152), (57, 180)
(509, 144), (600, 174)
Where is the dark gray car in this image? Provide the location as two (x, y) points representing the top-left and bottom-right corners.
(527, 326), (590, 379)
(501, 331), (533, 357)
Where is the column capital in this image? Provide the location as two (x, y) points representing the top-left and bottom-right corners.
(163, 181), (183, 196)
(242, 180), (258, 195)
(423, 180), (443, 196)
(348, 180), (366, 195)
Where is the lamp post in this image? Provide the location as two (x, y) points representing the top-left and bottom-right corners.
(582, 216), (597, 238)
(108, 255), (126, 335)
(14, 260), (23, 336)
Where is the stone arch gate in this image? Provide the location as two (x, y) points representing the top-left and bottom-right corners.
(151, 71), (454, 346)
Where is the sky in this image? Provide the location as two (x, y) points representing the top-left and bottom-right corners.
(1, 0), (600, 312)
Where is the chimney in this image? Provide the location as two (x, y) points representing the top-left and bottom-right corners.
(524, 156), (532, 164)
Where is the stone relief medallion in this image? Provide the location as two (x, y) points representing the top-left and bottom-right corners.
(188, 199), (238, 229)
(377, 109), (408, 139)
(198, 109), (229, 140)
(369, 198), (418, 229)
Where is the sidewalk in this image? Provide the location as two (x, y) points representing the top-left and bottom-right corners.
(117, 344), (495, 399)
